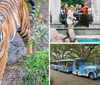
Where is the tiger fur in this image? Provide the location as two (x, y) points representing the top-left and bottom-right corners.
(0, 0), (35, 82)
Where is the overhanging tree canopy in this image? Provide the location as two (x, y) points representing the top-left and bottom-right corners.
(50, 44), (100, 64)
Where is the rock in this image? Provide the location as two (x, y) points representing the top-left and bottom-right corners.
(50, 28), (65, 42)
(8, 34), (26, 63)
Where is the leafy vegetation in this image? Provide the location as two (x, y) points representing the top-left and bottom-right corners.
(25, 0), (49, 51)
(21, 0), (49, 85)
(50, 44), (100, 65)
(61, 0), (84, 6)
(22, 50), (49, 85)
(25, 0), (47, 18)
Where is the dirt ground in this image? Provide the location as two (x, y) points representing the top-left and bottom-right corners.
(2, 64), (22, 85)
(51, 69), (100, 85)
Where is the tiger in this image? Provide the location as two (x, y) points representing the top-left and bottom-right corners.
(0, 0), (35, 84)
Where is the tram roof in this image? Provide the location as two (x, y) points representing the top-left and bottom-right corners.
(75, 58), (88, 61)
(52, 59), (74, 63)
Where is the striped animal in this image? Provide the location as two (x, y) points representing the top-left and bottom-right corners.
(0, 0), (35, 84)
(29, 0), (35, 20)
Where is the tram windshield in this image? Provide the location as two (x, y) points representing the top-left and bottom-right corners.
(77, 58), (92, 65)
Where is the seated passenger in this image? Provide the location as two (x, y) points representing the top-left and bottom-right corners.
(81, 3), (89, 27)
(65, 4), (69, 14)
(59, 5), (66, 25)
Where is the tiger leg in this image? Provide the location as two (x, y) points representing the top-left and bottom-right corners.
(18, 28), (32, 55)
(0, 40), (8, 84)
(19, 0), (33, 55)
(0, 50), (8, 84)
(22, 33), (32, 55)
(26, 42), (32, 55)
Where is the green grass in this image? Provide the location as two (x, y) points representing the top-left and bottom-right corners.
(21, 50), (49, 85)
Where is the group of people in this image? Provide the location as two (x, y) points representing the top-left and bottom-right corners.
(60, 3), (91, 42)
(60, 3), (90, 27)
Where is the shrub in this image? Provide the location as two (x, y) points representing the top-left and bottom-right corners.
(22, 50), (49, 85)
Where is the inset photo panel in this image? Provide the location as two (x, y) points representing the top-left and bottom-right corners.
(50, 0), (100, 43)
(50, 44), (100, 85)
(0, 0), (49, 85)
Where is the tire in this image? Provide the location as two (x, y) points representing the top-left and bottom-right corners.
(89, 73), (95, 79)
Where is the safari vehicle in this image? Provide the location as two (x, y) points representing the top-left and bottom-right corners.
(51, 61), (59, 70)
(51, 59), (74, 73)
(72, 58), (100, 79)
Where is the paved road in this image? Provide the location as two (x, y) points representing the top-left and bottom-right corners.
(51, 69), (100, 85)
